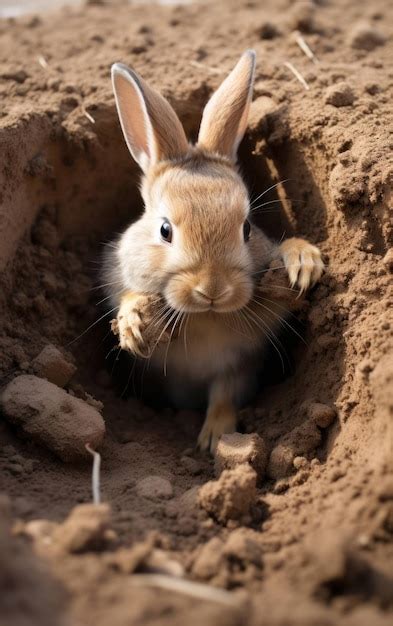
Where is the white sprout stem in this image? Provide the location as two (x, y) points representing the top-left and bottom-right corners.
(284, 62), (310, 90)
(293, 31), (319, 64)
(85, 443), (101, 505)
(130, 574), (241, 608)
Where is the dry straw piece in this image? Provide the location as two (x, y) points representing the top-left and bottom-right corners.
(293, 31), (319, 64)
(284, 61), (310, 90)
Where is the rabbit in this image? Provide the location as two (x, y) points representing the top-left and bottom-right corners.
(105, 50), (324, 452)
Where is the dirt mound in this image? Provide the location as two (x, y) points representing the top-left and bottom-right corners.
(0, 0), (392, 625)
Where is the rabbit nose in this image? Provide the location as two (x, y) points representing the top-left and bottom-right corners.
(194, 288), (214, 304)
(194, 285), (233, 304)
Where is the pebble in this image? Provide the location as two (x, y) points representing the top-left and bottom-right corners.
(136, 476), (174, 500)
(307, 402), (337, 428)
(32, 344), (77, 388)
(0, 375), (105, 462)
(267, 419), (321, 479)
(325, 82), (355, 107)
(215, 432), (268, 481)
(180, 456), (201, 475)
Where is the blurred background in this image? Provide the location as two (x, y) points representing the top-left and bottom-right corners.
(0, 0), (81, 17)
(0, 0), (191, 18)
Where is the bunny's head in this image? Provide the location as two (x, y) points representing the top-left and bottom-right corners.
(111, 51), (269, 313)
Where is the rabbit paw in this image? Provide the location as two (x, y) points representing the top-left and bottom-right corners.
(280, 237), (324, 292)
(112, 293), (168, 358)
(197, 409), (237, 453)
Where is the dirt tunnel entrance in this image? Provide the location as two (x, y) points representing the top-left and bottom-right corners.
(0, 2), (392, 625)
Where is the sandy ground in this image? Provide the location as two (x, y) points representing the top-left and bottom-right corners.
(0, 1), (392, 625)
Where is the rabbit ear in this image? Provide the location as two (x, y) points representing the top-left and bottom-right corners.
(111, 63), (189, 172)
(197, 50), (256, 160)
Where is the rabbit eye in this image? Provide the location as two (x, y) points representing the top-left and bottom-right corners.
(243, 219), (251, 242)
(160, 220), (172, 243)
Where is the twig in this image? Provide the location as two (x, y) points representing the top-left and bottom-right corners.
(293, 31), (319, 64)
(82, 107), (95, 124)
(284, 62), (309, 91)
(85, 443), (101, 505)
(130, 574), (242, 607)
(37, 55), (48, 69)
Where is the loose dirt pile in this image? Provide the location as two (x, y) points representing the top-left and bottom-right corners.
(0, 1), (392, 625)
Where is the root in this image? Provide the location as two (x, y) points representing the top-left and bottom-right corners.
(85, 443), (101, 505)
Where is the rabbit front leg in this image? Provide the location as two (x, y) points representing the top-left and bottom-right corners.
(111, 291), (168, 358)
(198, 375), (237, 453)
(279, 237), (324, 292)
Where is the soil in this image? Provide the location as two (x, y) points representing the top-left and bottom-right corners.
(0, 1), (392, 625)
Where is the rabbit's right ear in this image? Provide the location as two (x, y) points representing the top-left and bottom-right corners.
(111, 63), (189, 173)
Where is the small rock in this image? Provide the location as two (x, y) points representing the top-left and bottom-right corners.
(349, 22), (386, 51)
(0, 375), (105, 462)
(53, 503), (111, 553)
(267, 419), (321, 479)
(136, 476), (173, 500)
(180, 456), (201, 475)
(32, 344), (76, 388)
(325, 82), (355, 107)
(177, 486), (200, 512)
(215, 432), (268, 481)
(307, 402), (337, 428)
(293, 456), (309, 470)
(198, 464), (256, 524)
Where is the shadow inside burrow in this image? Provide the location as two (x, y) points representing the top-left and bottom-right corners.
(235, 130), (346, 468)
(62, 105), (345, 467)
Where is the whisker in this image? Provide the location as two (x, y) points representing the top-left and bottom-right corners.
(163, 310), (183, 376)
(120, 356), (137, 398)
(249, 179), (293, 208)
(244, 305), (287, 373)
(95, 290), (123, 307)
(251, 297), (307, 345)
(67, 306), (118, 346)
(90, 281), (122, 292)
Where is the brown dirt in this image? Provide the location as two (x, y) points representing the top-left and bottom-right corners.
(0, 0), (392, 625)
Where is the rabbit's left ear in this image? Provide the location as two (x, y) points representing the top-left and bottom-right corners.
(197, 50), (256, 161)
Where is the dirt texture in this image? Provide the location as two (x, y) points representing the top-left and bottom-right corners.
(0, 0), (392, 625)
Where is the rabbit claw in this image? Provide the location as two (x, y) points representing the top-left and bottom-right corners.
(279, 237), (324, 293)
(112, 293), (167, 358)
